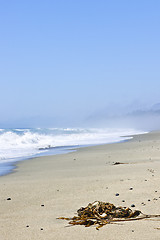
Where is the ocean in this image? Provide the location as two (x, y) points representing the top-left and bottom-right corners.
(0, 127), (145, 176)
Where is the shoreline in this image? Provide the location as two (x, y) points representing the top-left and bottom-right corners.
(0, 131), (144, 177)
(0, 127), (145, 177)
(1, 131), (160, 239)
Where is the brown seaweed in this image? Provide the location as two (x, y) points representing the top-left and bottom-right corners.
(58, 201), (160, 230)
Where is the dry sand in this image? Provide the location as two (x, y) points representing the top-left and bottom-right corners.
(0, 131), (160, 240)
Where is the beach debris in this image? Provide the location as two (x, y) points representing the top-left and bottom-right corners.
(131, 204), (135, 207)
(7, 197), (11, 200)
(129, 187), (133, 190)
(113, 162), (126, 165)
(58, 201), (160, 230)
(141, 202), (146, 206)
(115, 193), (119, 196)
(153, 198), (158, 201)
(148, 169), (155, 173)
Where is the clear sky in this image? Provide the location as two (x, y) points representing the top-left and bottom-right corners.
(0, 0), (160, 127)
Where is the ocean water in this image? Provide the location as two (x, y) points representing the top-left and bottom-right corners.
(0, 127), (145, 176)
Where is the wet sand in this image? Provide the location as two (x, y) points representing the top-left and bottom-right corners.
(0, 131), (160, 240)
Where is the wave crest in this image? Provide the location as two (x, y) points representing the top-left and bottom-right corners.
(0, 128), (145, 163)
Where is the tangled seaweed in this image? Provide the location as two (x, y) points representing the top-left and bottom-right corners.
(58, 201), (160, 230)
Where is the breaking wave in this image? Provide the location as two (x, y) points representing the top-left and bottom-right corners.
(0, 127), (145, 164)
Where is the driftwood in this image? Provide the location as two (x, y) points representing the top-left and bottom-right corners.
(58, 201), (160, 230)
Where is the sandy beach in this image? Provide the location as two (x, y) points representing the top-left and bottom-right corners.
(0, 131), (160, 240)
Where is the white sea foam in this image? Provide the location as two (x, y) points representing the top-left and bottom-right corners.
(0, 128), (146, 165)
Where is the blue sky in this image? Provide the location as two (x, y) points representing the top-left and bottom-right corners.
(0, 0), (160, 127)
